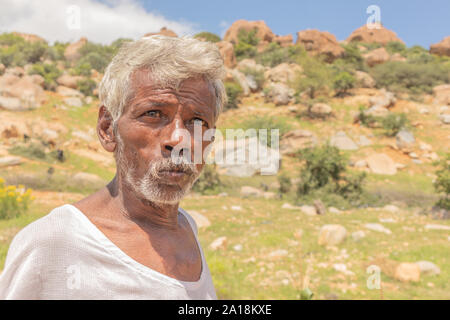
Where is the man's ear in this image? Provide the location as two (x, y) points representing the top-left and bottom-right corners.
(97, 105), (117, 153)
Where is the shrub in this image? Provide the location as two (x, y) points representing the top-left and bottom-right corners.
(234, 28), (259, 59)
(434, 154), (450, 210)
(277, 173), (292, 197)
(333, 71), (355, 96)
(356, 106), (378, 127)
(239, 115), (292, 147)
(385, 41), (407, 55)
(28, 62), (62, 90)
(46, 41), (69, 61)
(72, 61), (92, 76)
(0, 33), (48, 67)
(294, 55), (332, 99)
(295, 144), (367, 206)
(192, 164), (221, 194)
(371, 61), (449, 94)
(77, 78), (97, 96)
(256, 43), (305, 67)
(224, 81), (243, 111)
(194, 32), (221, 43)
(380, 112), (409, 136)
(334, 43), (367, 71)
(240, 67), (265, 90)
(76, 42), (115, 72)
(0, 178), (33, 220)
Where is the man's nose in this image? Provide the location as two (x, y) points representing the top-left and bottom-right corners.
(161, 116), (190, 156)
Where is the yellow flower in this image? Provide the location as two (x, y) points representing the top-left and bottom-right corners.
(7, 192), (15, 197)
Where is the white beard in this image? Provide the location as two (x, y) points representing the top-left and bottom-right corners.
(115, 134), (201, 205)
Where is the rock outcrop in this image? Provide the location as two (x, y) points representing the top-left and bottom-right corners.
(430, 36), (450, 57)
(296, 29), (344, 62)
(346, 24), (404, 45)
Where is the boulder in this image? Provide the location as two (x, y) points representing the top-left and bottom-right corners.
(144, 27), (178, 38)
(366, 153), (397, 175)
(330, 131), (358, 150)
(432, 84), (450, 105)
(0, 75), (46, 110)
(240, 186), (263, 197)
(264, 63), (302, 84)
(274, 34), (293, 47)
(394, 263), (420, 282)
(415, 261), (441, 276)
(187, 210), (211, 229)
(224, 20), (275, 47)
(56, 85), (84, 98)
(212, 136), (280, 177)
(56, 74), (84, 89)
(310, 103), (332, 117)
(363, 47), (390, 67)
(390, 53), (407, 62)
(395, 129), (415, 151)
(369, 89), (396, 109)
(64, 37), (88, 61)
(264, 82), (295, 106)
(296, 29), (344, 62)
(0, 156), (23, 167)
(351, 230), (366, 241)
(318, 224), (347, 246)
(355, 71), (376, 88)
(280, 129), (317, 156)
(209, 236), (227, 250)
(346, 24), (404, 45)
(63, 97), (83, 108)
(430, 36), (450, 57)
(440, 114), (450, 125)
(364, 223), (392, 234)
(215, 41), (236, 68)
(12, 32), (46, 43)
(0, 96), (23, 111)
(228, 68), (251, 96)
(237, 59), (265, 73)
(300, 205), (317, 216)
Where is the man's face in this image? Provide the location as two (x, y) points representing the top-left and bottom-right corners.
(114, 70), (216, 204)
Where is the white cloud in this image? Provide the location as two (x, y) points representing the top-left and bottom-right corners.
(0, 0), (198, 44)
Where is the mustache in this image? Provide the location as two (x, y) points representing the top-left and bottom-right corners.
(151, 157), (198, 176)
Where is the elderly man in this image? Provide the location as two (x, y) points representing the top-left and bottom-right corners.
(0, 35), (226, 299)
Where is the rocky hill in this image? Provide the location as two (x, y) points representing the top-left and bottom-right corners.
(0, 21), (449, 299)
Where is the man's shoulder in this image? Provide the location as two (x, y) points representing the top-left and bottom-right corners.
(10, 204), (84, 252)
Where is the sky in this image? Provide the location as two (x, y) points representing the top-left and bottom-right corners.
(0, 0), (449, 48)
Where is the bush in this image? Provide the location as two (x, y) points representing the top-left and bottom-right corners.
(224, 81), (243, 111)
(238, 115), (292, 147)
(334, 43), (367, 71)
(192, 164), (221, 194)
(333, 71), (355, 96)
(0, 178), (33, 220)
(77, 78), (97, 96)
(277, 173), (292, 197)
(256, 43), (305, 67)
(46, 41), (69, 61)
(295, 144), (367, 206)
(234, 28), (259, 59)
(240, 66), (265, 90)
(380, 113), (409, 136)
(76, 42), (115, 72)
(385, 41), (407, 55)
(72, 61), (92, 76)
(434, 154), (450, 210)
(194, 32), (221, 43)
(0, 33), (49, 67)
(295, 55), (332, 99)
(371, 61), (449, 94)
(29, 62), (62, 90)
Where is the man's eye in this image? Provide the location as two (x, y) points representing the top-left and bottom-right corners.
(144, 110), (161, 118)
(191, 118), (207, 127)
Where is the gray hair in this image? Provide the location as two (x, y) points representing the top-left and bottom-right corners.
(99, 35), (227, 123)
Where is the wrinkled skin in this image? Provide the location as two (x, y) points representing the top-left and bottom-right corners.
(74, 70), (216, 281)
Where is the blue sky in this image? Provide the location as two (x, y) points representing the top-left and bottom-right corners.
(140, 0), (450, 48)
(1, 0), (448, 46)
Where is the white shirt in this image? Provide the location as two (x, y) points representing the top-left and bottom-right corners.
(0, 204), (217, 300)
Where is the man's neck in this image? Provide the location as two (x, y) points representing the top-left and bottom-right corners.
(107, 176), (181, 231)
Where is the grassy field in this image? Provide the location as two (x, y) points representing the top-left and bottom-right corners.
(0, 93), (449, 300)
